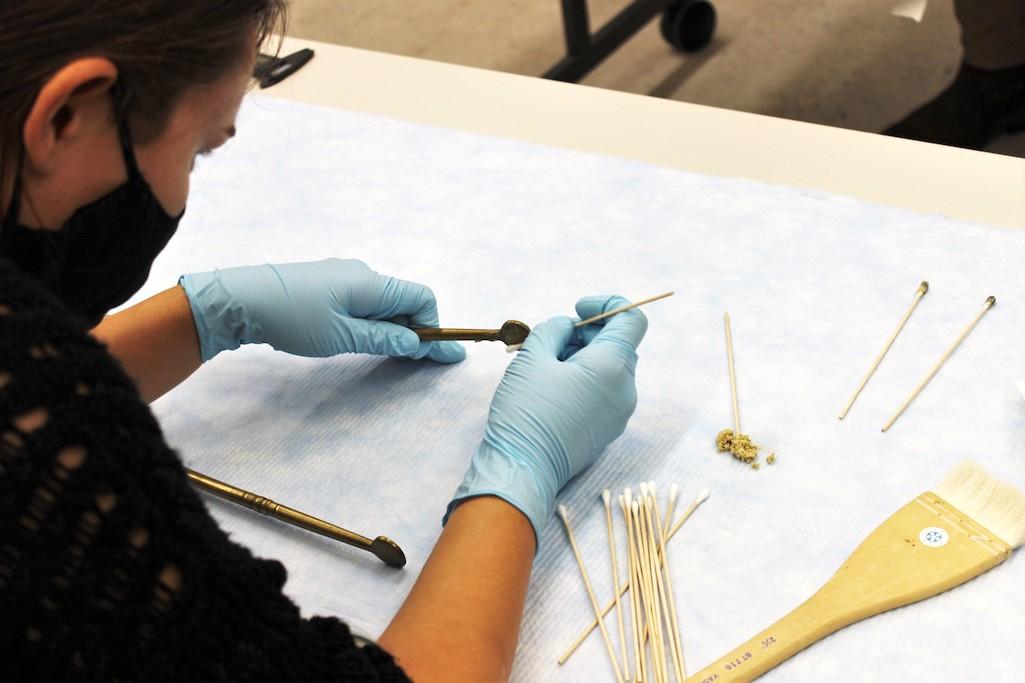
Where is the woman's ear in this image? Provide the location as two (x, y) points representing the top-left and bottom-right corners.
(21, 58), (119, 173)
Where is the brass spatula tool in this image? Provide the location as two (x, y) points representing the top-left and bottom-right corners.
(411, 320), (530, 347)
(186, 469), (406, 568)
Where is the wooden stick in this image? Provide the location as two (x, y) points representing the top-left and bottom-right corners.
(663, 483), (680, 539)
(881, 296), (996, 432)
(634, 498), (664, 683)
(507, 292), (676, 353)
(651, 491), (687, 680)
(621, 493), (645, 683)
(643, 492), (672, 683)
(575, 292), (674, 328)
(559, 489), (710, 664)
(724, 312), (741, 434)
(839, 281), (928, 420)
(558, 505), (625, 683)
(603, 490), (630, 679)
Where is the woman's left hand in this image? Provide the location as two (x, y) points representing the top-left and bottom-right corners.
(179, 258), (466, 364)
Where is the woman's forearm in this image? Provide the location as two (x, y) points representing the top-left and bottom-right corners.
(379, 496), (536, 683)
(91, 285), (202, 402)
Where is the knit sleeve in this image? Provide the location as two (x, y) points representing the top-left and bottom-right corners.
(0, 260), (410, 682)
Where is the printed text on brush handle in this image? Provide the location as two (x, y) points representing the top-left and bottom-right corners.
(694, 636), (778, 683)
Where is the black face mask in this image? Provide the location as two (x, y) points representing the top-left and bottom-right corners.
(0, 113), (183, 328)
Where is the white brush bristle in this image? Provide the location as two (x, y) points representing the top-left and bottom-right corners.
(602, 489), (611, 506)
(933, 460), (1025, 548)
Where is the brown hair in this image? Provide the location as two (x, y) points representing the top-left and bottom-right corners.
(0, 1), (287, 207)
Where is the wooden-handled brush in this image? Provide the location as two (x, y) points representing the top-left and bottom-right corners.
(688, 461), (1025, 683)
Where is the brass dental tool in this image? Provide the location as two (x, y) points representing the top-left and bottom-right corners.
(411, 319), (530, 346)
(186, 469), (406, 568)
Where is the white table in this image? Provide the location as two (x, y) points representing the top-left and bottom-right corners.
(149, 37), (1025, 683)
(266, 37), (1024, 231)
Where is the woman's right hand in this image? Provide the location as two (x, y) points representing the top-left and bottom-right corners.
(445, 295), (648, 546)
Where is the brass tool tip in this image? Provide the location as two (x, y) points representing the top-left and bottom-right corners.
(499, 320), (531, 346)
(918, 281), (929, 294)
(985, 295), (996, 308)
(371, 536), (407, 568)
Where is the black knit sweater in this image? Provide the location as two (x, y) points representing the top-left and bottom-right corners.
(0, 257), (410, 681)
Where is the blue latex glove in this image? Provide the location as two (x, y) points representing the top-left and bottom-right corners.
(445, 295), (648, 546)
(179, 258), (466, 364)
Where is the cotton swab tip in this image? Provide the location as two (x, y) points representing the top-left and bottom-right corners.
(918, 281), (929, 294)
(669, 483), (680, 502)
(986, 295), (996, 308)
(624, 487), (632, 505)
(697, 489), (710, 504)
(631, 500), (640, 513)
(602, 489), (611, 506)
(558, 504), (569, 522)
(639, 482), (648, 497)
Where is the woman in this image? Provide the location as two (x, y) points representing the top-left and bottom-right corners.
(0, 2), (647, 680)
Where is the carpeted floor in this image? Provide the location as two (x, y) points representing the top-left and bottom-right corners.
(285, 0), (1025, 157)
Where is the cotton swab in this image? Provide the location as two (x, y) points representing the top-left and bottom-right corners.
(724, 313), (741, 435)
(651, 489), (687, 680)
(620, 493), (645, 683)
(558, 505), (625, 683)
(641, 491), (671, 682)
(881, 295), (996, 432)
(633, 497), (665, 682)
(559, 489), (710, 664)
(575, 291), (675, 328)
(718, 313), (766, 467)
(506, 291), (675, 353)
(663, 483), (680, 538)
(647, 483), (684, 682)
(603, 490), (629, 679)
(838, 281), (928, 419)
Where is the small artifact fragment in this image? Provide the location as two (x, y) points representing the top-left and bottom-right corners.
(716, 428), (759, 464)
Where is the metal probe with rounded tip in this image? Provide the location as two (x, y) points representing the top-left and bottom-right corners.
(186, 469), (406, 568)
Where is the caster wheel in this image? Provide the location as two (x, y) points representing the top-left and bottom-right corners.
(660, 0), (716, 52)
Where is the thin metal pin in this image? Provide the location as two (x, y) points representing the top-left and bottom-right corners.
(839, 281), (928, 419)
(881, 295), (995, 432)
